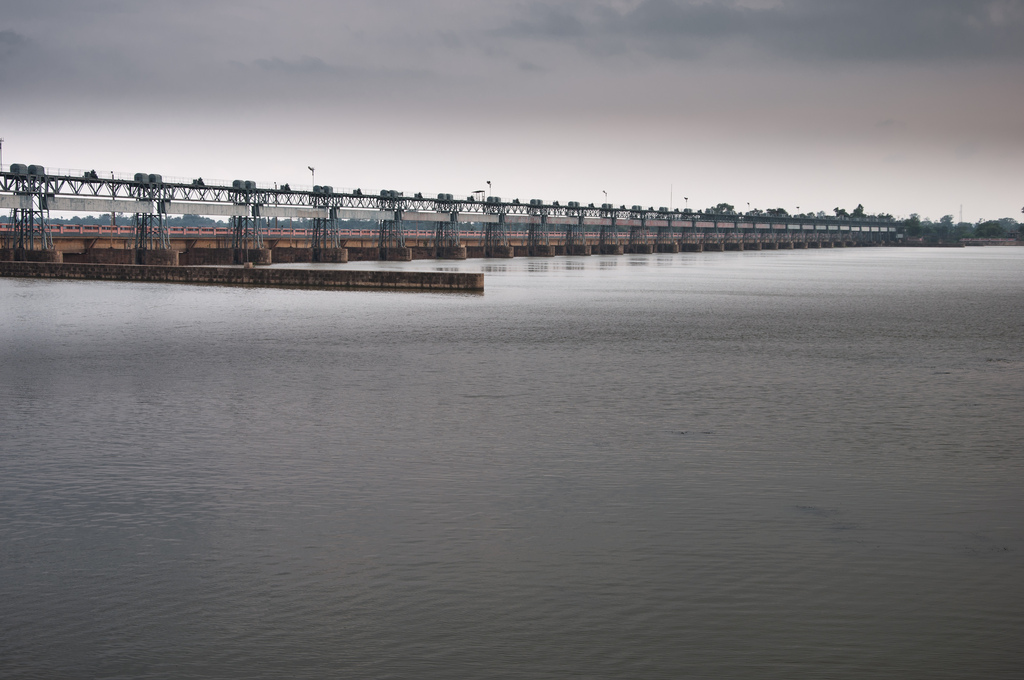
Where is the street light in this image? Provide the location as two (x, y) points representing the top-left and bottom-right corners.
(0, 137), (4, 171)
(603, 190), (608, 205)
(308, 166), (315, 186)
(684, 197), (689, 211)
(486, 180), (491, 199)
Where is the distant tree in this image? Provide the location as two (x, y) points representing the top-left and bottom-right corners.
(766, 208), (789, 217)
(939, 214), (954, 227)
(851, 204), (865, 217)
(975, 221), (1006, 238)
(834, 207), (849, 217)
(710, 202), (735, 214)
(904, 213), (922, 238)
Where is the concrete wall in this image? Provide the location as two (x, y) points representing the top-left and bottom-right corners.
(63, 248), (135, 265)
(0, 261), (484, 291)
(272, 247), (313, 263)
(346, 247), (380, 262)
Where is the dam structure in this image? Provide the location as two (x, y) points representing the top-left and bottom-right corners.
(1, 164), (902, 265)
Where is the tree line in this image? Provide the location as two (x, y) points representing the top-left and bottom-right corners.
(903, 214), (1022, 242)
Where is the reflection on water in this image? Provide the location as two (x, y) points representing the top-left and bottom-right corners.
(1, 248), (1022, 679)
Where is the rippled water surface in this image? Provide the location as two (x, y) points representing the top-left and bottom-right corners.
(2, 248), (1022, 679)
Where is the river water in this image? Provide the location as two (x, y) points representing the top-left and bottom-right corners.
(1, 247), (1021, 679)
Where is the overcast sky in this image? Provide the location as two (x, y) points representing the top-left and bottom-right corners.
(2, 0), (1022, 220)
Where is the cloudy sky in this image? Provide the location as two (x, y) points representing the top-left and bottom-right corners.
(1, 0), (1021, 220)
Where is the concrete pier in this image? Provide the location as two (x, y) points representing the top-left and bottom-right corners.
(484, 245), (515, 258)
(656, 243), (680, 253)
(435, 246), (468, 260)
(0, 260), (483, 291)
(624, 244), (654, 254)
(379, 247), (413, 261)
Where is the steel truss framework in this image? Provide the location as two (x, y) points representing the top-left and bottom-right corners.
(133, 211), (170, 251)
(0, 170), (902, 246)
(7, 204), (52, 251)
(310, 197), (339, 251)
(3, 175), (52, 251)
(229, 190), (263, 251)
(231, 215), (264, 251)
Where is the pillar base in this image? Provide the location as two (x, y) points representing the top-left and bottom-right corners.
(436, 246), (467, 260)
(314, 248), (348, 263)
(379, 247), (413, 261)
(484, 245), (514, 258)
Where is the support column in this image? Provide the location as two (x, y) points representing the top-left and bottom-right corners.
(434, 207), (466, 259)
(484, 210), (513, 258)
(565, 212), (590, 255)
(625, 208), (653, 254)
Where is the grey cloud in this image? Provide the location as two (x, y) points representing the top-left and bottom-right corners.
(517, 60), (547, 73)
(253, 56), (345, 76)
(0, 29), (30, 61)
(499, 0), (1024, 63)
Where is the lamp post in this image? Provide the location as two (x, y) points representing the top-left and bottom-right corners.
(603, 190), (607, 205)
(0, 137), (4, 171)
(684, 197), (689, 211)
(486, 180), (491, 199)
(308, 166), (315, 187)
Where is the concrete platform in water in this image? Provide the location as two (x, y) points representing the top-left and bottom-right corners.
(0, 261), (484, 292)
